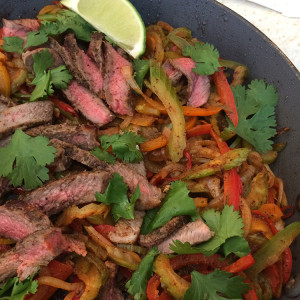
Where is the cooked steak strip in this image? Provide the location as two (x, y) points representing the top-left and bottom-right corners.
(22, 48), (63, 73)
(47, 140), (162, 210)
(108, 211), (145, 244)
(2, 19), (39, 38)
(0, 200), (51, 242)
(0, 101), (53, 139)
(138, 216), (189, 248)
(64, 33), (103, 95)
(26, 123), (99, 150)
(157, 218), (214, 254)
(0, 228), (86, 283)
(162, 60), (182, 84)
(103, 42), (133, 115)
(167, 58), (210, 107)
(20, 170), (112, 215)
(0, 96), (15, 113)
(0, 177), (13, 199)
(88, 32), (104, 76)
(63, 80), (114, 127)
(99, 277), (124, 300)
(49, 144), (71, 172)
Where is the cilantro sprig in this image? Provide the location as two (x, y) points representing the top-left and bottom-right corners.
(183, 42), (222, 75)
(170, 205), (250, 257)
(92, 132), (145, 164)
(183, 269), (250, 300)
(30, 49), (72, 101)
(133, 59), (150, 89)
(228, 80), (278, 153)
(126, 247), (160, 300)
(0, 276), (38, 300)
(95, 173), (140, 222)
(0, 129), (57, 189)
(141, 181), (199, 235)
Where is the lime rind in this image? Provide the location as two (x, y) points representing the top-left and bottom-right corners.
(61, 0), (146, 58)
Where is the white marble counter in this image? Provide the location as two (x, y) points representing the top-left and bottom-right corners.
(217, 0), (300, 71)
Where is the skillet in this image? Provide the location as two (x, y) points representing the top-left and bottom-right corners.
(0, 0), (299, 298)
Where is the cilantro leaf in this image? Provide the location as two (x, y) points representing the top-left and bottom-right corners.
(24, 31), (48, 49)
(126, 247), (160, 300)
(50, 65), (73, 90)
(183, 42), (222, 75)
(133, 59), (150, 89)
(95, 173), (140, 222)
(229, 80), (278, 153)
(143, 181), (199, 234)
(99, 132), (145, 163)
(30, 72), (51, 102)
(0, 129), (56, 189)
(2, 37), (23, 54)
(39, 21), (66, 36)
(0, 276), (38, 300)
(170, 205), (249, 257)
(140, 207), (159, 234)
(91, 147), (116, 164)
(183, 270), (250, 300)
(32, 49), (55, 83)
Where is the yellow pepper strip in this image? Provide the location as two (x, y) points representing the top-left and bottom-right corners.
(0, 238), (15, 245)
(154, 254), (190, 300)
(84, 226), (141, 270)
(258, 203), (284, 223)
(0, 52), (7, 61)
(249, 217), (274, 240)
(193, 197), (208, 208)
(0, 62), (11, 96)
(37, 276), (83, 292)
(56, 203), (110, 227)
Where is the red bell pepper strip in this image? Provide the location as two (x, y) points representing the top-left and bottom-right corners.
(223, 254), (255, 274)
(183, 148), (192, 170)
(282, 247), (293, 284)
(243, 278), (259, 300)
(251, 210), (278, 235)
(147, 274), (172, 300)
(263, 264), (280, 294)
(186, 124), (211, 138)
(50, 96), (79, 118)
(94, 224), (115, 240)
(212, 70), (239, 127)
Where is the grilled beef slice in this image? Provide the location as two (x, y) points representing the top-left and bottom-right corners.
(22, 48), (63, 73)
(103, 42), (133, 116)
(64, 33), (104, 96)
(138, 216), (189, 248)
(0, 96), (15, 113)
(2, 19), (39, 38)
(88, 32), (104, 77)
(0, 228), (86, 282)
(166, 58), (210, 107)
(26, 123), (99, 150)
(21, 170), (112, 215)
(63, 80), (114, 127)
(157, 218), (214, 254)
(0, 101), (53, 139)
(46, 140), (162, 210)
(0, 177), (13, 199)
(108, 211), (145, 244)
(0, 200), (51, 241)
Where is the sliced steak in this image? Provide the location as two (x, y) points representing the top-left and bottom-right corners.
(103, 42), (133, 115)
(99, 277), (124, 300)
(138, 216), (189, 248)
(49, 143), (71, 172)
(46, 140), (162, 210)
(0, 96), (15, 113)
(108, 211), (145, 244)
(0, 200), (51, 242)
(21, 170), (112, 215)
(167, 58), (210, 107)
(126, 161), (147, 177)
(2, 19), (39, 38)
(22, 48), (64, 73)
(162, 60), (182, 84)
(26, 123), (99, 150)
(88, 32), (104, 77)
(0, 228), (86, 283)
(63, 80), (114, 127)
(157, 218), (214, 254)
(0, 177), (13, 199)
(64, 33), (103, 95)
(0, 101), (53, 139)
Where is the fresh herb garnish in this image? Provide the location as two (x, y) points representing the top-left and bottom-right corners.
(0, 276), (38, 300)
(2, 36), (23, 54)
(229, 79), (278, 153)
(133, 58), (150, 89)
(95, 173), (140, 222)
(183, 269), (250, 300)
(142, 181), (199, 235)
(126, 247), (160, 300)
(97, 132), (145, 163)
(91, 147), (116, 164)
(30, 49), (72, 101)
(0, 129), (56, 189)
(170, 205), (250, 257)
(183, 42), (222, 75)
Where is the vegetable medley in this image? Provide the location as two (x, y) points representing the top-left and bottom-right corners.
(0, 1), (299, 300)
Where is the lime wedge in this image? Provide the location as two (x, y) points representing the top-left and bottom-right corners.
(61, 0), (146, 58)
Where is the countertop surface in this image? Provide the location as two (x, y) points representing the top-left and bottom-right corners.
(217, 0), (300, 71)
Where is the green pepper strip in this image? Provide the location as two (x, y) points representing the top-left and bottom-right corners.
(246, 222), (300, 280)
